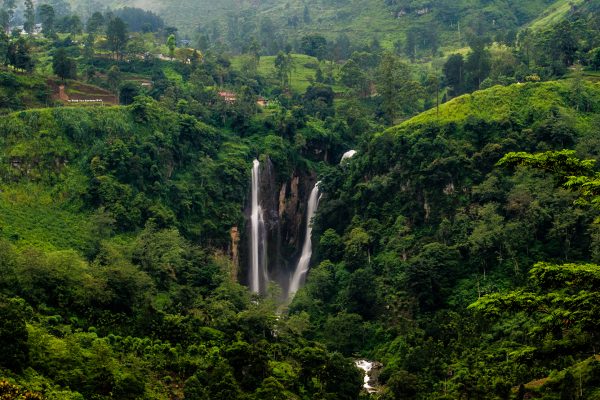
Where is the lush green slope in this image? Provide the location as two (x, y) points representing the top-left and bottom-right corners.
(0, 71), (52, 114)
(528, 0), (585, 31)
(402, 81), (598, 130)
(0, 99), (364, 399)
(0, 102), (251, 244)
(290, 80), (600, 398)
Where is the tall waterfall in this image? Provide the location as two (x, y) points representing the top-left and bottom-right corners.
(288, 182), (321, 298)
(250, 159), (267, 293)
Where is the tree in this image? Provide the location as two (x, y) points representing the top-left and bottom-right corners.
(106, 17), (128, 60)
(83, 33), (95, 60)
(424, 74), (441, 113)
(0, 33), (10, 65)
(23, 0), (35, 34)
(119, 82), (140, 105)
(589, 48), (600, 70)
(115, 7), (164, 33)
(0, 297), (29, 372)
(344, 268), (378, 318)
(254, 377), (287, 400)
(274, 51), (293, 89)
(323, 352), (363, 400)
(387, 370), (419, 400)
(166, 34), (176, 60)
(52, 47), (76, 80)
(0, 10), (8, 33)
(471, 261), (600, 355)
(344, 227), (371, 271)
(38, 4), (55, 36)
(301, 34), (327, 60)
(340, 59), (370, 97)
(2, 0), (15, 26)
(323, 313), (365, 354)
(334, 33), (351, 61)
(319, 229), (343, 261)
(405, 27), (418, 61)
(443, 54), (464, 96)
(464, 38), (491, 90)
(375, 52), (423, 123)
(551, 20), (578, 68)
(498, 150), (600, 209)
(57, 15), (83, 34)
(406, 242), (460, 311)
(86, 11), (104, 33)
(561, 371), (577, 400)
(107, 65), (121, 92)
(303, 5), (311, 24)
(47, 0), (70, 17)
(8, 38), (34, 71)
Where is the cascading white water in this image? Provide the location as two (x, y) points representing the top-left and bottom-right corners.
(250, 159), (266, 293)
(355, 360), (377, 393)
(340, 149), (357, 163)
(288, 181), (321, 298)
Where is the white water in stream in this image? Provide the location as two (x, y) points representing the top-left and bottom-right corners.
(355, 360), (377, 393)
(288, 182), (321, 299)
(250, 159), (266, 293)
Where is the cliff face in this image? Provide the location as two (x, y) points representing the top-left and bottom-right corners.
(240, 158), (316, 295)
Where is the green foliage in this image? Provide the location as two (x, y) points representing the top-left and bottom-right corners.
(0, 297), (29, 372)
(52, 48), (76, 81)
(296, 80), (600, 398)
(499, 150), (600, 210)
(376, 52), (423, 123)
(106, 17), (128, 60)
(1, 3), (600, 398)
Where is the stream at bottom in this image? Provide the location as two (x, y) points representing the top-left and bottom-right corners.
(355, 360), (378, 393)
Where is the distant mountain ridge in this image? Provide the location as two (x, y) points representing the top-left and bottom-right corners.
(75, 0), (567, 51)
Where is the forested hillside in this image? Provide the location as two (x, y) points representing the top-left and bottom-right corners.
(0, 100), (364, 399)
(300, 80), (600, 397)
(1, 0), (600, 398)
(71, 0), (562, 51)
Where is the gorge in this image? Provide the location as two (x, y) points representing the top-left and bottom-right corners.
(246, 159), (321, 299)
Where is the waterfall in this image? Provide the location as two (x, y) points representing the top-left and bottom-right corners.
(288, 181), (321, 298)
(355, 360), (378, 393)
(340, 149), (357, 163)
(250, 159), (267, 293)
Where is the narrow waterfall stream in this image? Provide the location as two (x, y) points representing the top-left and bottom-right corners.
(355, 360), (378, 393)
(288, 181), (321, 299)
(250, 159), (266, 293)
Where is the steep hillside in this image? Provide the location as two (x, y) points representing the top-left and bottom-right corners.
(0, 101), (249, 246)
(290, 80), (600, 397)
(0, 98), (364, 399)
(528, 0), (586, 31)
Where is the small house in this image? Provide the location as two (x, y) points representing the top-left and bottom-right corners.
(257, 97), (269, 107)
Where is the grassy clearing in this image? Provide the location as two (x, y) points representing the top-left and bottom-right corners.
(529, 0), (584, 31)
(232, 53), (343, 93)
